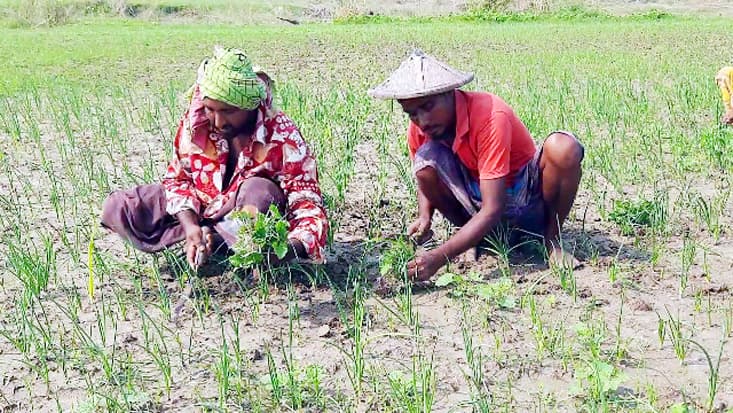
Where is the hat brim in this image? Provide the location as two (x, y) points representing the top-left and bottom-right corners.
(368, 73), (474, 100)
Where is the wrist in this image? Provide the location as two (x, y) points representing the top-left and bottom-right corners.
(182, 221), (201, 236)
(176, 210), (199, 230)
(429, 247), (451, 266)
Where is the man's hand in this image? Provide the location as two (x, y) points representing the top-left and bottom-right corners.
(406, 250), (446, 281)
(407, 216), (433, 245)
(184, 225), (213, 270)
(176, 209), (210, 270)
(723, 109), (733, 125)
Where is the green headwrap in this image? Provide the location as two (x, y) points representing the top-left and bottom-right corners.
(198, 47), (266, 111)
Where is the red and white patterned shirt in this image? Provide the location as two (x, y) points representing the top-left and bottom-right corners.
(162, 86), (328, 262)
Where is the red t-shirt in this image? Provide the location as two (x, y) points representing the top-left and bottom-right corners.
(408, 90), (536, 186)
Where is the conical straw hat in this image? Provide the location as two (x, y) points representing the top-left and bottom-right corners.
(368, 49), (474, 100)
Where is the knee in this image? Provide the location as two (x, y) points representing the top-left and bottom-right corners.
(236, 177), (286, 214)
(414, 165), (440, 188)
(544, 133), (584, 169)
(101, 191), (125, 227)
(414, 140), (451, 163)
(413, 141), (454, 186)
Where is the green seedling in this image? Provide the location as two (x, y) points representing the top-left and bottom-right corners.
(608, 194), (667, 236)
(527, 295), (567, 359)
(663, 307), (689, 363)
(460, 304), (493, 411)
(688, 336), (727, 413)
(435, 272), (517, 309)
(571, 359), (626, 411)
(379, 236), (416, 282)
(679, 233), (696, 298)
(230, 204), (290, 269)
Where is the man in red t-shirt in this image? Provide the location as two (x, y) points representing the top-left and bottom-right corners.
(369, 50), (584, 280)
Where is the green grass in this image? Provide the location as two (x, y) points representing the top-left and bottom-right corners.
(0, 12), (732, 412)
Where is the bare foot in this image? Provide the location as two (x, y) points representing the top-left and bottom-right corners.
(548, 247), (582, 270)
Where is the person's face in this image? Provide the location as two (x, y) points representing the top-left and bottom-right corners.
(398, 91), (456, 140)
(203, 98), (257, 139)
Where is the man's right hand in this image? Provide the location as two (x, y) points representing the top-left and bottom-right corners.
(176, 209), (211, 270)
(184, 225), (213, 270)
(407, 216), (433, 245)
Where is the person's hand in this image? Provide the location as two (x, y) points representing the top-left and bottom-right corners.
(723, 109), (733, 125)
(407, 216), (433, 245)
(406, 250), (446, 281)
(184, 225), (213, 270)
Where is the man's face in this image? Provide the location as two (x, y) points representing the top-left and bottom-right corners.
(398, 91), (456, 141)
(203, 98), (257, 139)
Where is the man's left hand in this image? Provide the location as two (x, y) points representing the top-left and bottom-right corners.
(406, 250), (446, 281)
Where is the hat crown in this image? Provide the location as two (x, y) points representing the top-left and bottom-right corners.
(368, 49), (474, 99)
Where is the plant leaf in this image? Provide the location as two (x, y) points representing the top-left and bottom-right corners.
(273, 241), (288, 259)
(435, 273), (456, 287)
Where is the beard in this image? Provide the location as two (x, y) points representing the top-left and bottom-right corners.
(218, 126), (238, 139)
(216, 120), (256, 140)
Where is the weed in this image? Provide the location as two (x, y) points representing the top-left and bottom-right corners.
(572, 359), (626, 411)
(608, 193), (667, 236)
(436, 272), (517, 309)
(229, 205), (290, 269)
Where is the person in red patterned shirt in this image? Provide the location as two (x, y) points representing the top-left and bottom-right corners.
(101, 47), (328, 269)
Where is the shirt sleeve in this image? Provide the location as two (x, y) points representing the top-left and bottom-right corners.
(161, 119), (201, 216)
(716, 67), (733, 112)
(407, 122), (421, 160)
(476, 111), (512, 180)
(279, 127), (329, 263)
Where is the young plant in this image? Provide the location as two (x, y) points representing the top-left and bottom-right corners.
(691, 191), (728, 242)
(607, 193), (667, 236)
(386, 350), (436, 413)
(460, 304), (493, 411)
(435, 272), (517, 309)
(614, 291), (628, 361)
(265, 347), (284, 405)
(687, 336), (727, 412)
(527, 295), (566, 359)
(378, 237), (415, 283)
(348, 281), (366, 397)
(679, 233), (696, 298)
(215, 330), (232, 409)
(552, 261), (577, 301)
(230, 205), (290, 270)
(663, 307), (689, 363)
(478, 225), (523, 277)
(572, 359), (626, 411)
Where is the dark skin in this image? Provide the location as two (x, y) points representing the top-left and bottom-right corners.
(177, 98), (306, 269)
(399, 91), (584, 281)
